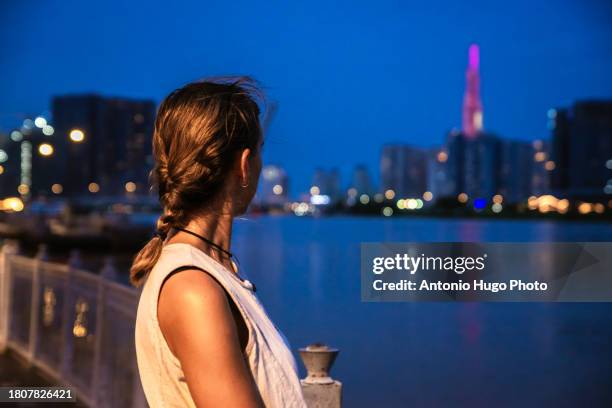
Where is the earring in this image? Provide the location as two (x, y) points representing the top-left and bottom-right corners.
(241, 182), (249, 188)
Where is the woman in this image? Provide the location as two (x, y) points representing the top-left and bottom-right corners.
(132, 77), (306, 407)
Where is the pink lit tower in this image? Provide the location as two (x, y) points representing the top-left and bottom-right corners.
(462, 44), (483, 138)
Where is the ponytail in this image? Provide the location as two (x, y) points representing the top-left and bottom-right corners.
(129, 234), (165, 286)
(130, 215), (173, 286)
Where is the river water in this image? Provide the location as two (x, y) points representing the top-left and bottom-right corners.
(230, 216), (612, 407)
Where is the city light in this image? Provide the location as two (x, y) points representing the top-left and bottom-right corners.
(534, 152), (546, 162)
(42, 125), (54, 136)
(374, 193), (384, 203)
(347, 187), (357, 198)
(17, 184), (29, 195)
(0, 165), (4, 175)
(125, 181), (137, 193)
(310, 185), (320, 195)
(88, 182), (100, 193)
(606, 159), (612, 170)
(458, 193), (468, 203)
(1, 197), (24, 212)
(492, 203), (503, 213)
(423, 191), (433, 201)
(533, 139), (544, 150)
(529, 195), (568, 214)
(492, 194), (503, 204)
(396, 199), (405, 210)
(293, 202), (310, 216)
(359, 194), (370, 204)
(406, 199), (418, 210)
(0, 150), (7, 163)
(10, 131), (23, 142)
(51, 184), (63, 194)
(69, 129), (85, 142)
(473, 198), (486, 210)
(544, 160), (555, 171)
(310, 194), (330, 205)
(38, 143), (54, 156)
(382, 207), (393, 217)
(272, 184), (283, 195)
(557, 199), (570, 213)
(578, 202), (592, 214)
(34, 116), (47, 128)
(384, 189), (395, 200)
(22, 119), (34, 129)
(437, 151), (448, 163)
(527, 196), (538, 210)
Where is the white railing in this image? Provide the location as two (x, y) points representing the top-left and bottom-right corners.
(0, 240), (146, 407)
(0, 240), (342, 408)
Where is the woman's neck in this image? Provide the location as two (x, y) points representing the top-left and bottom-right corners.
(168, 209), (235, 272)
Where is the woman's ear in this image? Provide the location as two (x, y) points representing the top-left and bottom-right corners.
(239, 148), (252, 187)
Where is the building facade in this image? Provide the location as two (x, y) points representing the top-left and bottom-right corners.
(52, 94), (156, 197)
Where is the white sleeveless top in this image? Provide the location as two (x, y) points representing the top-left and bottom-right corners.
(135, 243), (307, 408)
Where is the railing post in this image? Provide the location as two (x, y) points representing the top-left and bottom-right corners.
(299, 343), (342, 408)
(92, 255), (117, 406)
(28, 244), (48, 362)
(60, 249), (81, 377)
(0, 240), (20, 352)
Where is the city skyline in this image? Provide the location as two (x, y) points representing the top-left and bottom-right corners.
(2, 1), (612, 194)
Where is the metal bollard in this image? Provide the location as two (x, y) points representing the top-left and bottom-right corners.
(299, 343), (342, 408)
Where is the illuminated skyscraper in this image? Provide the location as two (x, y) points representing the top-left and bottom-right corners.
(462, 44), (483, 138)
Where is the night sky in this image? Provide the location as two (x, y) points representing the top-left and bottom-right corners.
(1, 0), (612, 194)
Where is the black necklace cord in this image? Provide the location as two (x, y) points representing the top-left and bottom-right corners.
(172, 227), (255, 292)
(173, 227), (234, 259)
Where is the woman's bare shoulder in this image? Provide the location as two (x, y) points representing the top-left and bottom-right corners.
(157, 269), (232, 354)
(156, 267), (262, 406)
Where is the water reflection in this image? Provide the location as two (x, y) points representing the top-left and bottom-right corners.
(233, 216), (612, 407)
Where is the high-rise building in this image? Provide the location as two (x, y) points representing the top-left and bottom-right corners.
(462, 44), (484, 139)
(444, 129), (466, 198)
(462, 133), (500, 200)
(350, 164), (373, 196)
(256, 164), (288, 207)
(380, 144), (427, 198)
(311, 168), (342, 203)
(441, 131), (498, 201)
(426, 146), (454, 201)
(531, 139), (551, 196)
(549, 109), (571, 193)
(499, 139), (533, 203)
(52, 94), (156, 197)
(550, 101), (612, 200)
